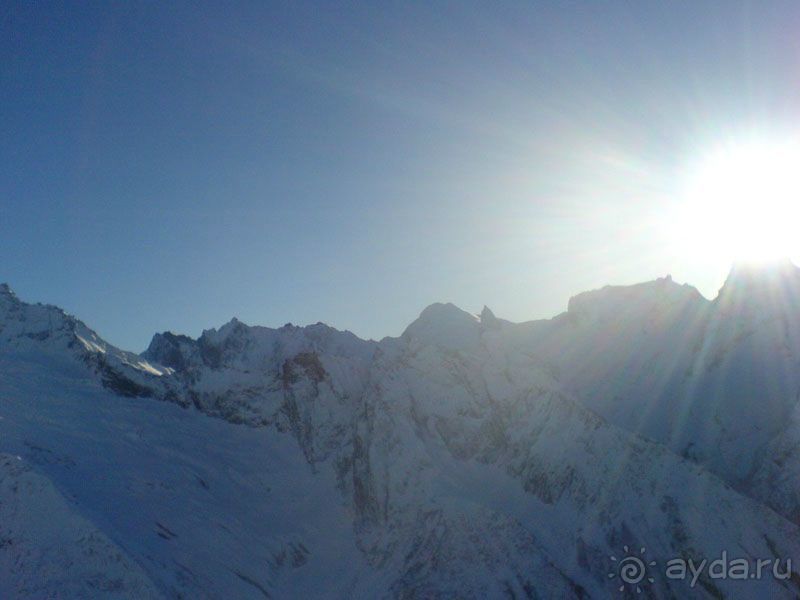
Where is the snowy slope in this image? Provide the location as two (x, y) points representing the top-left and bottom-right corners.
(2, 275), (800, 598)
(508, 264), (800, 523)
(0, 283), (174, 399)
(347, 304), (800, 597)
(0, 453), (161, 599)
(0, 350), (369, 599)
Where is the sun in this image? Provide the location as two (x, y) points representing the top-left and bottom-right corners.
(673, 137), (800, 265)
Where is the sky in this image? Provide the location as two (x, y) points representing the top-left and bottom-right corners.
(3, 1), (800, 351)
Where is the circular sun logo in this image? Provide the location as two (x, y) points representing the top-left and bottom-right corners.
(608, 545), (656, 594)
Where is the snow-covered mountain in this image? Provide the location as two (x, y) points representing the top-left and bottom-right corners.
(2, 268), (800, 598)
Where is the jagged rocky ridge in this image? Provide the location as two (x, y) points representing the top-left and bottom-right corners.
(2, 266), (800, 598)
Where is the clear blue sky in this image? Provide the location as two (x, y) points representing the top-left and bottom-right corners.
(3, 1), (800, 351)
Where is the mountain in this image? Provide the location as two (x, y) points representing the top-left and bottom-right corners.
(2, 268), (800, 598)
(511, 264), (800, 521)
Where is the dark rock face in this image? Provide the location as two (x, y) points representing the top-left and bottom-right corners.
(198, 335), (223, 369)
(282, 352), (326, 385)
(96, 359), (155, 398)
(142, 332), (195, 371)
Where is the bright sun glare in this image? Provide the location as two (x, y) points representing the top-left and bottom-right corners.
(676, 138), (800, 264)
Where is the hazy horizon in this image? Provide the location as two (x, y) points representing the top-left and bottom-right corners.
(0, 261), (757, 352)
(5, 2), (800, 350)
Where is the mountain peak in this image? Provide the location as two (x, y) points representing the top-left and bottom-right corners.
(567, 275), (705, 320)
(0, 283), (18, 301)
(480, 305), (501, 329)
(402, 303), (481, 349)
(143, 331), (197, 371)
(0, 283), (23, 317)
(716, 259), (800, 312)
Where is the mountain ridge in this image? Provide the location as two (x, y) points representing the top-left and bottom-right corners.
(3, 266), (800, 597)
